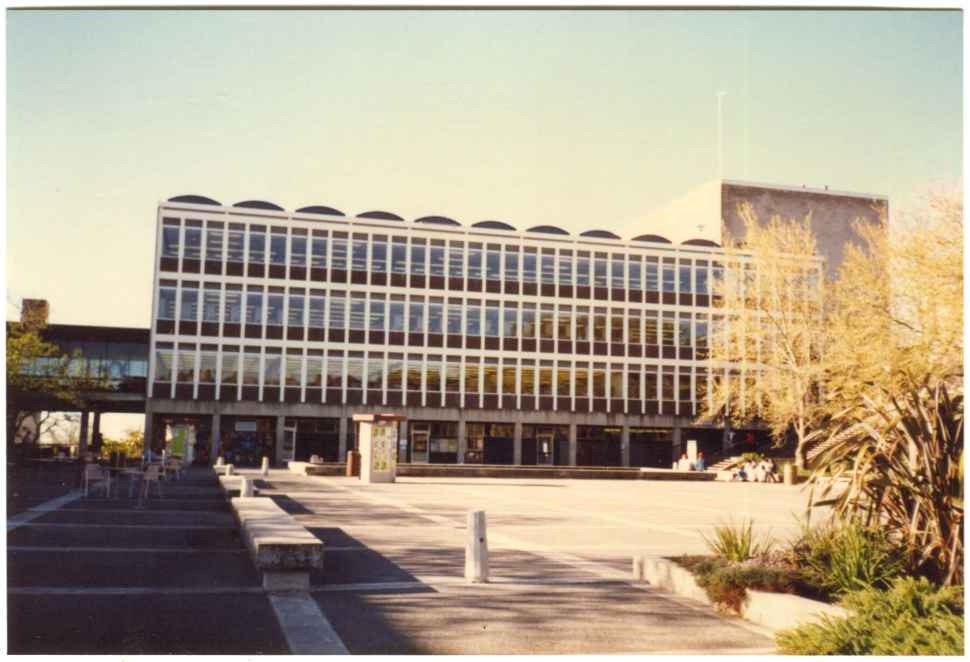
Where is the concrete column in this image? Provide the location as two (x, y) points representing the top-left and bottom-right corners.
(338, 415), (348, 461)
(397, 420), (408, 464)
(211, 413), (221, 465)
(568, 423), (578, 466)
(457, 419), (467, 464)
(722, 425), (733, 453)
(513, 422), (523, 465)
(78, 410), (89, 455)
(621, 426), (631, 467)
(142, 408), (153, 457)
(673, 425), (683, 460)
(275, 415), (285, 467)
(92, 411), (102, 454)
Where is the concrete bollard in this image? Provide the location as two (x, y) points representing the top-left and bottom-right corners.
(239, 476), (254, 498)
(223, 465), (233, 477)
(632, 555), (645, 582)
(215, 456), (224, 467)
(784, 464), (795, 485)
(261, 456), (270, 478)
(465, 510), (489, 583)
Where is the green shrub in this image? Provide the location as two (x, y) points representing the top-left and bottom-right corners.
(703, 519), (773, 562)
(776, 576), (964, 655)
(793, 522), (906, 597)
(739, 452), (764, 464)
(691, 558), (795, 613)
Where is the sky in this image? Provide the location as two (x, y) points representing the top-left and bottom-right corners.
(5, 8), (963, 436)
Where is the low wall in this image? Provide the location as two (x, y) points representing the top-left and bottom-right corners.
(288, 461), (715, 481)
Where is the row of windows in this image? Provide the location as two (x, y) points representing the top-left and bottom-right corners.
(160, 219), (720, 294)
(153, 345), (720, 404)
(157, 282), (712, 347)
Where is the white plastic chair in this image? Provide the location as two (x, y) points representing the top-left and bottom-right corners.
(141, 463), (164, 500)
(82, 464), (111, 498)
(164, 456), (184, 481)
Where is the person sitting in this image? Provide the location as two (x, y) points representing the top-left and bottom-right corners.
(695, 452), (706, 471)
(677, 453), (692, 471)
(732, 464), (748, 481)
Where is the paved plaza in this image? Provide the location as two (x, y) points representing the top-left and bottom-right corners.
(7, 466), (819, 654)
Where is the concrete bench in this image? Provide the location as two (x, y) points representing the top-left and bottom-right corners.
(230, 497), (324, 592)
(218, 475), (259, 497)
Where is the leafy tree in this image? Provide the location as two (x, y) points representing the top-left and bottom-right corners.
(100, 429), (145, 460)
(699, 204), (827, 469)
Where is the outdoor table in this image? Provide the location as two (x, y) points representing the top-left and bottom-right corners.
(109, 466), (147, 499)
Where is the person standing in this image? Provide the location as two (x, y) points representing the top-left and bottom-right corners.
(695, 452), (705, 471)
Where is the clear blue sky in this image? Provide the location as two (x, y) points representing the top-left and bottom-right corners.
(7, 9), (963, 328)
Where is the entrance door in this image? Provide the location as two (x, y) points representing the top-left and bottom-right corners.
(536, 432), (555, 465)
(281, 426), (297, 464)
(411, 426), (430, 463)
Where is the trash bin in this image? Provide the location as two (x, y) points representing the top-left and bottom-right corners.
(346, 450), (361, 477)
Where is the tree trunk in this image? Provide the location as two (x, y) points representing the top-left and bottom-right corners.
(794, 420), (808, 471)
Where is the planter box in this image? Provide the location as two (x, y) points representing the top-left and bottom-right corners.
(634, 555), (849, 631)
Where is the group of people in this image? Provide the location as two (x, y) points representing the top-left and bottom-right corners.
(675, 452), (706, 472)
(732, 457), (779, 483)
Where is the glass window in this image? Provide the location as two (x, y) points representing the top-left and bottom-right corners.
(288, 293), (305, 327)
(227, 229), (245, 263)
(350, 297), (366, 330)
(371, 240), (387, 272)
(611, 258), (625, 288)
(594, 258), (608, 287)
(306, 356), (322, 387)
(502, 363), (516, 395)
(541, 254), (555, 284)
(558, 253), (573, 286)
(428, 301), (443, 333)
(466, 303), (481, 336)
(184, 227), (202, 259)
(162, 227), (179, 258)
(575, 309), (589, 341)
(221, 351), (238, 385)
(242, 352), (260, 385)
(557, 307), (572, 340)
(158, 286), (177, 320)
(679, 369), (691, 403)
(203, 289), (220, 322)
(610, 368), (624, 400)
(285, 356), (302, 386)
(329, 294), (346, 329)
(311, 236), (327, 268)
(485, 306), (499, 337)
(645, 314), (658, 345)
(574, 365), (588, 398)
(520, 364), (535, 395)
(408, 301), (424, 333)
(406, 357), (421, 391)
(392, 243), (407, 274)
(430, 246), (445, 276)
(447, 303), (462, 334)
(504, 250), (519, 281)
(557, 363), (571, 397)
(521, 305), (536, 339)
(611, 312), (624, 342)
(577, 255), (591, 286)
(628, 259), (642, 289)
(248, 228), (265, 264)
(484, 363), (498, 394)
(199, 351), (219, 384)
(426, 359), (442, 393)
(369, 299), (385, 331)
(523, 252), (537, 283)
(539, 364), (553, 396)
(446, 359), (461, 392)
(326, 354), (343, 388)
(309, 296), (325, 328)
(387, 356), (403, 390)
(352, 239), (368, 271)
(464, 361), (480, 393)
(645, 369), (658, 401)
(331, 237), (347, 270)
(410, 244), (426, 276)
(627, 369), (641, 400)
(262, 354), (281, 386)
(663, 265), (676, 293)
(695, 318), (708, 352)
(449, 244), (464, 278)
(696, 266), (709, 294)
(270, 234), (287, 266)
(367, 356), (383, 390)
(389, 302), (405, 332)
(266, 293), (284, 326)
(224, 290), (242, 323)
(154, 349), (173, 381)
(468, 247), (482, 279)
(662, 371), (675, 401)
(503, 305), (518, 337)
(679, 316), (692, 347)
(540, 307), (554, 339)
(180, 287), (198, 321)
(593, 365), (606, 398)
(348, 357), (364, 389)
(176, 352), (195, 383)
(646, 262), (659, 291)
(292, 236), (307, 268)
(662, 316), (676, 346)
(593, 310), (607, 342)
(486, 250), (501, 280)
(679, 265), (691, 293)
(627, 311), (641, 344)
(206, 227), (223, 262)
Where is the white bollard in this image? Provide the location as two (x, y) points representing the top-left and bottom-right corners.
(215, 456), (224, 467)
(223, 465), (233, 477)
(261, 456), (270, 478)
(632, 556), (645, 582)
(239, 476), (254, 498)
(465, 510), (489, 583)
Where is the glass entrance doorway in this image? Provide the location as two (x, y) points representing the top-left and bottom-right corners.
(536, 432), (555, 465)
(410, 424), (430, 463)
(281, 426), (297, 464)
(629, 428), (673, 468)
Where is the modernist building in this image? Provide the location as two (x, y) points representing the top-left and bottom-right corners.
(146, 181), (869, 468)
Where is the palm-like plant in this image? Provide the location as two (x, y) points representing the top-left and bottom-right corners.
(808, 380), (963, 586)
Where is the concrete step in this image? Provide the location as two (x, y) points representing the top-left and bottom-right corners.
(7, 523), (243, 549)
(27, 509), (235, 527)
(7, 549), (262, 588)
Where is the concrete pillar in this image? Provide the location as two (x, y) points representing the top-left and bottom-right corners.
(621, 426), (631, 468)
(513, 422), (523, 465)
(211, 413), (221, 465)
(457, 419), (467, 464)
(78, 410), (89, 456)
(92, 411), (101, 454)
(275, 415), (285, 467)
(722, 425), (733, 453)
(338, 415), (348, 461)
(673, 425), (683, 460)
(568, 423), (578, 466)
(142, 403), (154, 458)
(398, 420), (408, 464)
